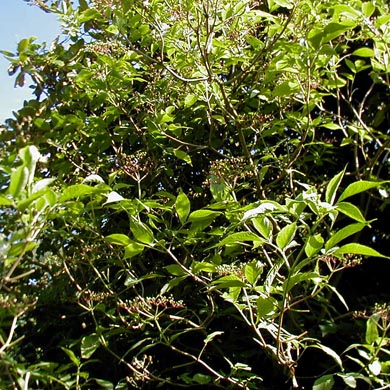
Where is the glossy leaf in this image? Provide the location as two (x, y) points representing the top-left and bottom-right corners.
(336, 202), (366, 223)
(276, 222), (297, 250)
(338, 181), (388, 202)
(130, 216), (154, 244)
(325, 223), (366, 251)
(175, 191), (190, 224)
(325, 169), (345, 205)
(333, 243), (389, 259)
(81, 334), (100, 359)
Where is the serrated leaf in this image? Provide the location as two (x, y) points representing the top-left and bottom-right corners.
(276, 222), (297, 250)
(338, 181), (388, 201)
(81, 334), (100, 359)
(325, 223), (366, 251)
(336, 202), (366, 223)
(334, 243), (389, 259)
(175, 191), (190, 224)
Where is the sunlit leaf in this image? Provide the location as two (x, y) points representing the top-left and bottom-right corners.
(175, 190), (190, 224)
(276, 222), (297, 250)
(338, 181), (388, 202)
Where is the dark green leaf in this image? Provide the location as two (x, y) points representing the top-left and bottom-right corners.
(81, 334), (100, 359)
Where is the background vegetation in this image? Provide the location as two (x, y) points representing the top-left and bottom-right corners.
(1, 0), (390, 388)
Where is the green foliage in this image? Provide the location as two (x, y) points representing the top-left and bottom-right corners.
(1, 0), (390, 389)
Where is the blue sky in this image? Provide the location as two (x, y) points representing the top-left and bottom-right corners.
(0, 1), (61, 123)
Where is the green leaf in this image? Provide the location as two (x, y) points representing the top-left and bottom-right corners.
(61, 347), (80, 367)
(284, 272), (322, 292)
(211, 275), (246, 289)
(94, 379), (114, 390)
(336, 202), (366, 223)
(322, 22), (356, 43)
(313, 374), (335, 390)
(214, 231), (264, 247)
(244, 261), (263, 285)
(256, 296), (275, 318)
(337, 374), (357, 388)
(184, 94), (198, 108)
(105, 234), (131, 246)
(204, 331), (224, 344)
(173, 149), (192, 165)
(252, 216), (273, 240)
(160, 275), (188, 294)
(124, 242), (145, 258)
(193, 373), (211, 385)
(8, 166), (29, 197)
(18, 145), (40, 188)
(338, 181), (388, 202)
(362, 2), (375, 17)
(325, 223), (366, 251)
(333, 243), (389, 259)
(276, 222), (297, 250)
(130, 216), (154, 244)
(0, 195), (12, 206)
(273, 81), (298, 97)
(81, 334), (100, 359)
(316, 344), (343, 369)
(365, 315), (380, 344)
(79, 8), (102, 23)
(165, 264), (187, 276)
(305, 234), (324, 257)
(60, 184), (100, 201)
(352, 48), (375, 58)
(175, 191), (190, 224)
(326, 169), (345, 205)
(188, 209), (221, 222)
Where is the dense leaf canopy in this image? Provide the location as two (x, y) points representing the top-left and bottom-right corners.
(1, 0), (390, 389)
